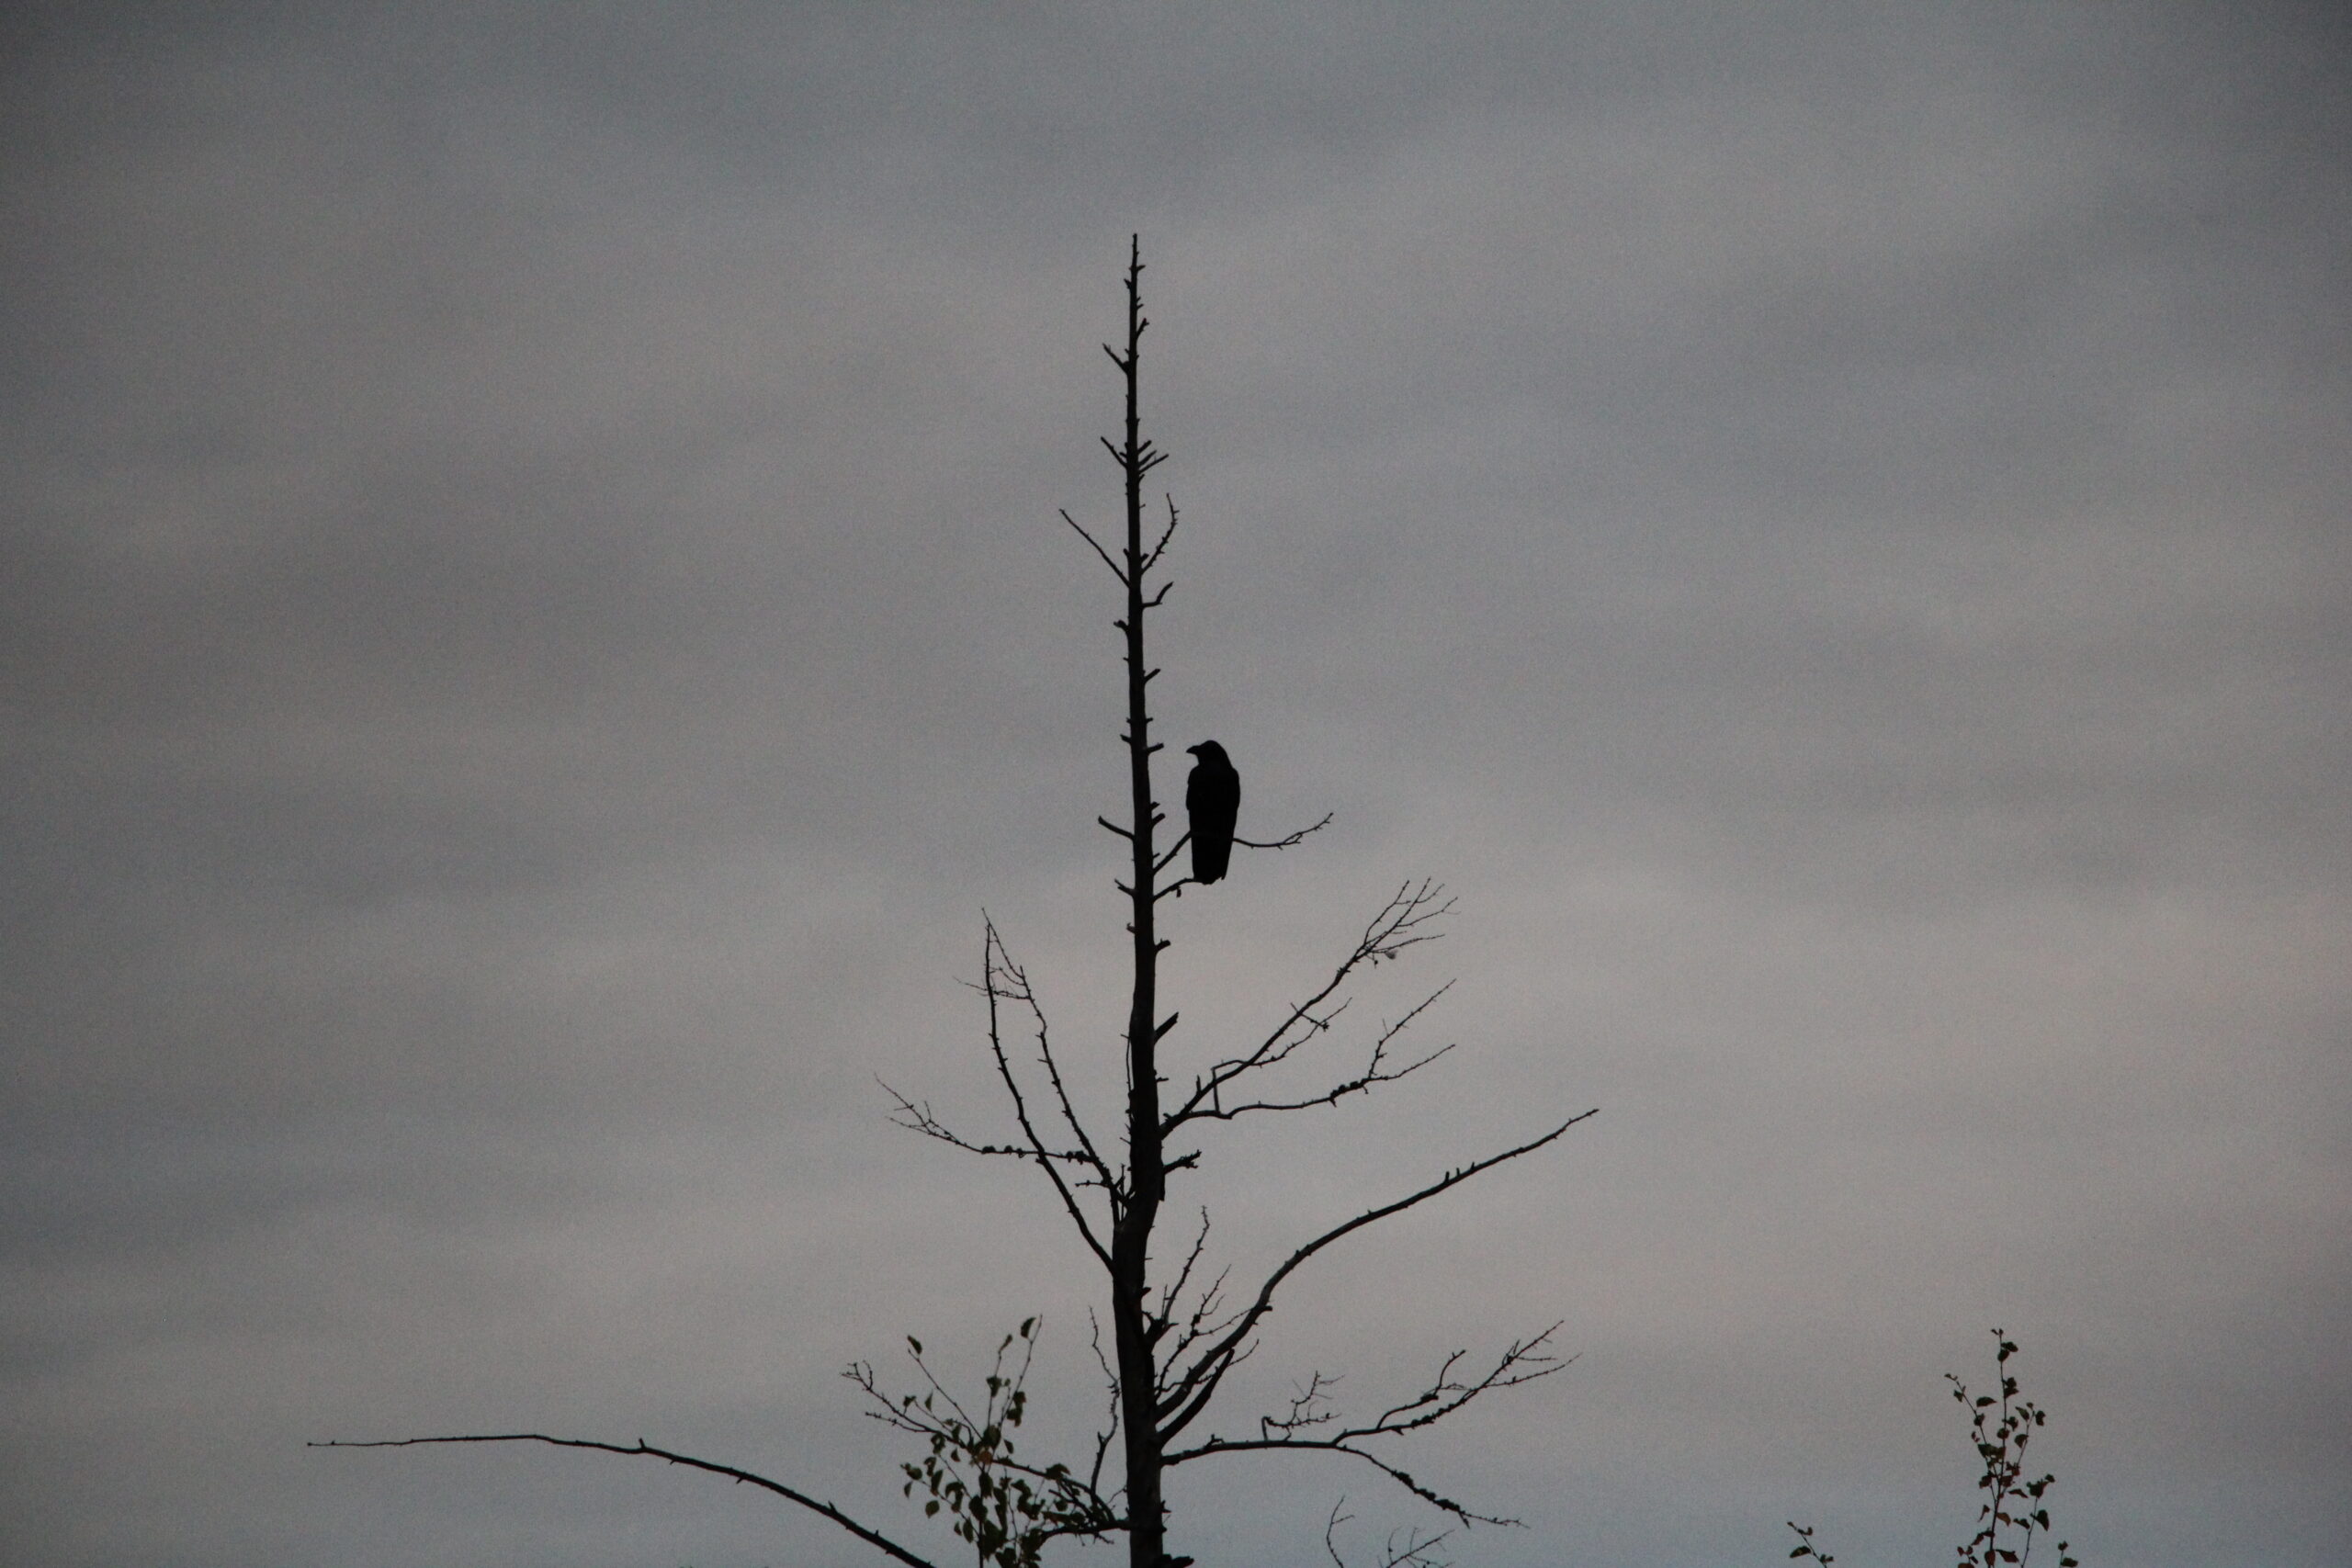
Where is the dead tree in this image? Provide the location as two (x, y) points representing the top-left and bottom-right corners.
(320, 238), (1592, 1568)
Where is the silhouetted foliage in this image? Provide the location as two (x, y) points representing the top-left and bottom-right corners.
(1787, 1330), (2078, 1568)
(850, 1319), (1119, 1568)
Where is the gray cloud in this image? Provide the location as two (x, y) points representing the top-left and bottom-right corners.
(4, 5), (2346, 1565)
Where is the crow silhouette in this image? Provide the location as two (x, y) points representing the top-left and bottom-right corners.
(1184, 740), (1239, 885)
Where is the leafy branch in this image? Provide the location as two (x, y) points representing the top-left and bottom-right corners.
(1787, 1330), (2078, 1568)
(850, 1318), (1121, 1568)
(1950, 1330), (2077, 1568)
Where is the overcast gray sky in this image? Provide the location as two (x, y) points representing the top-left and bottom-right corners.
(4, 5), (2346, 1566)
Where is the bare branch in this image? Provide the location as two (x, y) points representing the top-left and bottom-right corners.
(1008, 932), (1116, 1191)
(1325, 1498), (1455, 1568)
(1176, 1428), (1518, 1529)
(1172, 985), (1458, 1130)
(1062, 510), (1127, 583)
(312, 1434), (942, 1568)
(1349, 1327), (1568, 1440)
(1150, 1207), (1216, 1344)
(1268, 1369), (1343, 1436)
(879, 1077), (1094, 1168)
(1086, 1310), (1123, 1504)
(1167, 881), (1454, 1130)
(989, 931), (1122, 1260)
(1165, 1327), (1567, 1528)
(1152, 1113), (1595, 1442)
(1150, 814), (1327, 903)
(1157, 1258), (1241, 1381)
(1153, 829), (1192, 878)
(916, 923), (1119, 1274)
(1233, 812), (1336, 852)
(1139, 494), (1182, 576)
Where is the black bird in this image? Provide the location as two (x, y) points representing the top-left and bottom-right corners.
(1184, 740), (1240, 885)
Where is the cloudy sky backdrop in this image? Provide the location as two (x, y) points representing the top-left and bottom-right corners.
(4, 5), (2346, 1566)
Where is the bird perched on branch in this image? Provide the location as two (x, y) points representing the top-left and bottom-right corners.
(1184, 740), (1239, 885)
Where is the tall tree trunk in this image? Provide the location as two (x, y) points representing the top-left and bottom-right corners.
(1108, 236), (1169, 1568)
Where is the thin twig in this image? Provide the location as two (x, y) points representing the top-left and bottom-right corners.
(1234, 812), (1336, 851)
(1325, 1498), (1454, 1568)
(1140, 494), (1182, 575)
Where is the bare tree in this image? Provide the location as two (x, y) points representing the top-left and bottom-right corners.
(321, 238), (1591, 1568)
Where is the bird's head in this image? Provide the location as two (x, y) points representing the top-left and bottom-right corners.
(1186, 740), (1227, 762)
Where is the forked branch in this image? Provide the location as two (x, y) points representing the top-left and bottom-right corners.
(1326, 1498), (1454, 1568)
(1152, 1111), (1596, 1448)
(1174, 983), (1458, 1128)
(1167, 880), (1456, 1131)
(887, 921), (1120, 1273)
(1166, 1325), (1568, 1527)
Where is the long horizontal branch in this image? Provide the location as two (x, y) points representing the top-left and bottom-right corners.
(1156, 814), (1334, 902)
(1165, 1429), (1514, 1528)
(1167, 1329), (1570, 1529)
(1153, 1111), (1596, 1440)
(879, 1081), (1097, 1169)
(311, 1434), (940, 1568)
